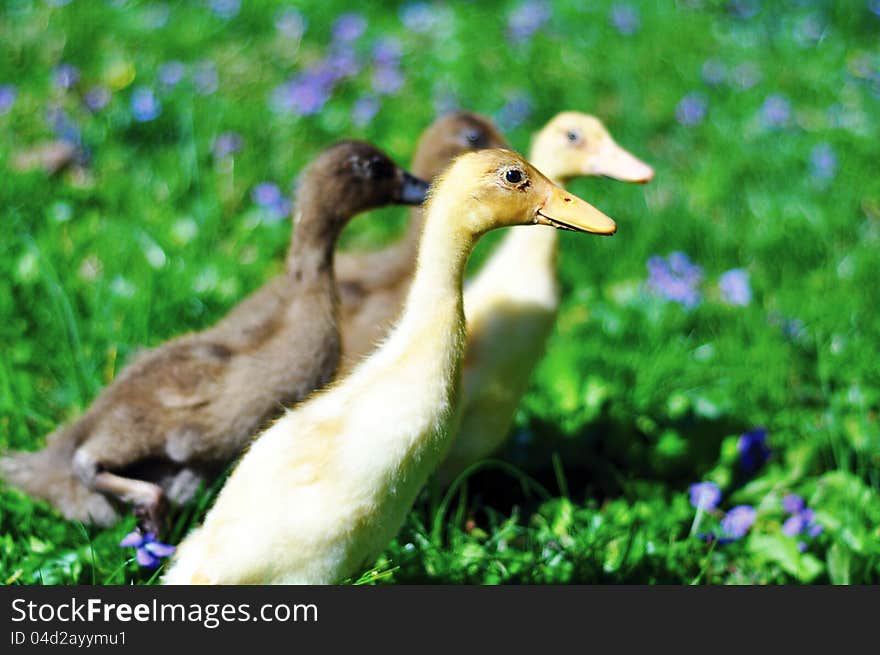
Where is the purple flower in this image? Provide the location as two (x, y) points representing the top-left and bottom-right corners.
(507, 0), (551, 42)
(0, 84), (16, 114)
(372, 65), (404, 95)
(130, 87), (162, 122)
(326, 47), (361, 80)
(252, 182), (291, 221)
(46, 105), (81, 145)
(497, 92), (533, 131)
(610, 4), (640, 35)
(158, 61), (186, 88)
(270, 70), (334, 116)
(872, 0), (880, 18)
(810, 143), (837, 181)
(352, 95), (380, 127)
(732, 62), (761, 90)
(676, 92), (708, 127)
(737, 427), (770, 473)
(689, 482), (721, 511)
(701, 59), (727, 86)
(646, 252), (703, 308)
(781, 496), (823, 541)
(373, 38), (403, 67)
(119, 531), (175, 569)
(719, 505), (756, 542)
(728, 0), (760, 19)
(782, 494), (805, 514)
(208, 0), (240, 20)
(400, 3), (438, 32)
(332, 13), (366, 43)
(212, 132), (242, 158)
(719, 268), (751, 306)
(275, 8), (306, 39)
(84, 86), (111, 112)
(193, 61), (218, 95)
(761, 94), (791, 128)
(53, 63), (80, 91)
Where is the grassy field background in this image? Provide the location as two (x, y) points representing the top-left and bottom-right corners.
(1, 0), (878, 584)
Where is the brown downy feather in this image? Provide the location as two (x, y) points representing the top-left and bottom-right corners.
(335, 111), (508, 369)
(0, 141), (427, 528)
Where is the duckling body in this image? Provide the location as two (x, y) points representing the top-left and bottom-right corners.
(0, 142), (428, 530)
(335, 111), (508, 368)
(163, 149), (616, 585)
(438, 113), (654, 483)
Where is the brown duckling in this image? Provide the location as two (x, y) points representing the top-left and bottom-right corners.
(335, 111), (508, 367)
(0, 141), (428, 532)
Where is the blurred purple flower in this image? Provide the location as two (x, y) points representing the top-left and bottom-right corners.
(84, 86), (111, 112)
(732, 62), (761, 90)
(761, 94), (791, 128)
(728, 0), (761, 19)
(332, 13), (366, 43)
(872, 0), (880, 17)
(689, 482), (721, 511)
(372, 66), (404, 95)
(208, 0), (240, 20)
(252, 182), (291, 222)
(159, 61), (186, 87)
(781, 496), (823, 543)
(782, 494), (805, 514)
(810, 143), (837, 181)
(352, 95), (380, 127)
(497, 92), (533, 131)
(610, 4), (641, 35)
(212, 131), (242, 159)
(373, 38), (403, 67)
(719, 505), (756, 542)
(719, 268), (751, 306)
(507, 0), (551, 42)
(143, 3), (170, 29)
(119, 531), (175, 569)
(275, 8), (306, 39)
(131, 87), (162, 122)
(46, 105), (81, 145)
(400, 3), (438, 32)
(193, 61), (218, 95)
(0, 84), (16, 114)
(646, 252), (703, 308)
(270, 69), (334, 116)
(326, 47), (361, 80)
(676, 92), (707, 126)
(53, 63), (80, 91)
(737, 427), (770, 473)
(701, 59), (727, 86)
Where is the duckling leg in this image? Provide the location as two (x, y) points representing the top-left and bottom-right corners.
(91, 471), (168, 534)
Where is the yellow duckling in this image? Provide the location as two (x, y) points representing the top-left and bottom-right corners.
(163, 149), (616, 584)
(437, 112), (653, 483)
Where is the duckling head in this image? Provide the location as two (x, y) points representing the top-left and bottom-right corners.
(296, 141), (429, 225)
(411, 111), (509, 179)
(435, 149), (617, 237)
(531, 111), (654, 184)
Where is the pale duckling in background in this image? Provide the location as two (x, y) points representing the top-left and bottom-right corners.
(0, 142), (428, 532)
(437, 112), (654, 484)
(163, 149), (616, 585)
(335, 111), (508, 368)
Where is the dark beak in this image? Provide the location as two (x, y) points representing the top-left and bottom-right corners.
(398, 171), (430, 205)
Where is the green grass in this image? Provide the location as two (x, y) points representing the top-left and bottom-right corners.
(1, 0), (879, 585)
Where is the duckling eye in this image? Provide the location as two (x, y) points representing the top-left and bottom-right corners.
(566, 130), (581, 144)
(505, 169), (523, 184)
(368, 156), (394, 179)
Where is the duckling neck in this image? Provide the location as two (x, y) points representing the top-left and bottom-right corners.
(285, 207), (344, 285)
(398, 201), (473, 330)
